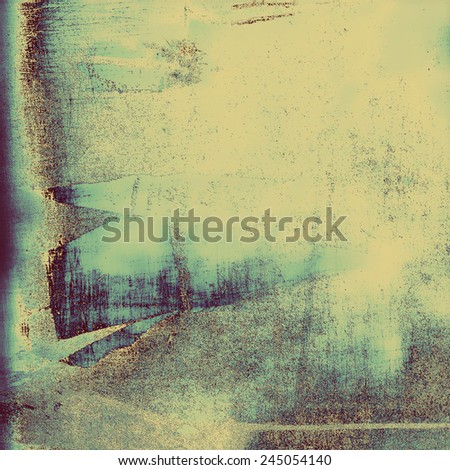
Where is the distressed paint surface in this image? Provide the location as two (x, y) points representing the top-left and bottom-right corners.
(1, 0), (449, 449)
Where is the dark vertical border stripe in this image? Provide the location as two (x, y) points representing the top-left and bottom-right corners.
(0, 0), (15, 450)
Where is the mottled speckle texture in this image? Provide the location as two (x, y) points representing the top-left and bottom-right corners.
(3, 0), (449, 449)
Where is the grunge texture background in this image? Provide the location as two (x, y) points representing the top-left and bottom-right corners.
(1, 0), (449, 449)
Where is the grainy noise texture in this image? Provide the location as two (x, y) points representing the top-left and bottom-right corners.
(0, 0), (17, 451)
(3, 0), (450, 450)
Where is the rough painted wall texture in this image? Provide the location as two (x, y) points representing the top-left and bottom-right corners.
(2, 0), (449, 449)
